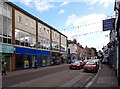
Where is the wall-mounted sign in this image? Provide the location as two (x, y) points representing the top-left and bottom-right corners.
(0, 44), (14, 53)
(103, 18), (115, 31)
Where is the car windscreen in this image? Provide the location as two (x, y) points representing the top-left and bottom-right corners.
(86, 61), (95, 64)
(74, 61), (80, 63)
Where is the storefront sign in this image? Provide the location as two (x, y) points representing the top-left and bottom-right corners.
(16, 47), (50, 56)
(0, 45), (14, 53)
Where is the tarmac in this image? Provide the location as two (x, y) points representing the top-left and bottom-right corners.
(1, 64), (120, 89)
(89, 64), (120, 89)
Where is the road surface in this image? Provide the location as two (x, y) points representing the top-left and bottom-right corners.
(2, 64), (95, 88)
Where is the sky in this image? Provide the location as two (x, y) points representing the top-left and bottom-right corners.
(10, 0), (115, 51)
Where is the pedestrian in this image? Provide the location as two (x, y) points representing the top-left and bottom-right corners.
(1, 62), (7, 76)
(34, 60), (37, 69)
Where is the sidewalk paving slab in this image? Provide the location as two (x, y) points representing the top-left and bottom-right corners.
(89, 64), (120, 89)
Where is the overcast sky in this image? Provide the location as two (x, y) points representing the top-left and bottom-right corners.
(10, 0), (115, 51)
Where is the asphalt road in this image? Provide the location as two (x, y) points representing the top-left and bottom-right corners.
(2, 64), (95, 88)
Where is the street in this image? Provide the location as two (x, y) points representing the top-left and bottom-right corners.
(2, 64), (95, 88)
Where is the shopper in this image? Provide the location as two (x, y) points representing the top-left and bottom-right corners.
(34, 60), (37, 69)
(1, 62), (7, 76)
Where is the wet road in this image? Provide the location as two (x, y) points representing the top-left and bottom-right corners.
(2, 64), (95, 88)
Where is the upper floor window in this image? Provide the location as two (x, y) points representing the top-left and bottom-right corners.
(47, 30), (49, 34)
(25, 19), (28, 26)
(31, 21), (34, 28)
(18, 15), (21, 23)
(44, 28), (45, 32)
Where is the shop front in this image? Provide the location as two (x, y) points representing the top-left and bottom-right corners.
(15, 47), (50, 70)
(0, 44), (14, 72)
(51, 52), (62, 65)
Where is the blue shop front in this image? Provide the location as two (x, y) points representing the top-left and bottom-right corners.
(15, 47), (50, 70)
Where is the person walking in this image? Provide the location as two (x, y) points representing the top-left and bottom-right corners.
(1, 62), (7, 76)
(34, 60), (37, 69)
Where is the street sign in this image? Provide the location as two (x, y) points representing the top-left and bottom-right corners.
(103, 18), (115, 31)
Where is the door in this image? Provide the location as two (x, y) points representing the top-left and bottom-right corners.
(5, 55), (12, 71)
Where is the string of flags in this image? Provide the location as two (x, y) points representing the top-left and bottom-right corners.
(62, 15), (115, 31)
(71, 30), (107, 37)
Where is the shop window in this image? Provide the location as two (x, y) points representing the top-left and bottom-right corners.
(3, 37), (7, 43)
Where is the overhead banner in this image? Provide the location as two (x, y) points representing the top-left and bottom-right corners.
(103, 18), (115, 31)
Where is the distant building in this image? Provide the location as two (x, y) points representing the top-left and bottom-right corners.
(67, 40), (84, 61)
(84, 46), (97, 59)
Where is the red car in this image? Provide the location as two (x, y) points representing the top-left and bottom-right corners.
(83, 60), (99, 73)
(69, 61), (83, 70)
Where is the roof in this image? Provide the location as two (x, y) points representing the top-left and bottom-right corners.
(67, 40), (83, 48)
(5, 1), (67, 38)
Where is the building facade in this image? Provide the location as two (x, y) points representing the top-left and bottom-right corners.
(67, 40), (84, 61)
(0, 0), (67, 71)
(114, 0), (120, 85)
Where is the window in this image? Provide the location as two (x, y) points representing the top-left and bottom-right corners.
(3, 5), (7, 16)
(0, 4), (12, 44)
(8, 38), (11, 44)
(47, 30), (49, 34)
(31, 21), (34, 28)
(3, 37), (7, 43)
(7, 5), (12, 19)
(25, 19), (28, 26)
(0, 6), (2, 15)
(8, 29), (12, 37)
(0, 15), (3, 27)
(15, 29), (36, 47)
(3, 27), (7, 37)
(0, 28), (2, 35)
(44, 28), (45, 32)
(0, 37), (2, 42)
(18, 15), (21, 22)
(3, 16), (7, 28)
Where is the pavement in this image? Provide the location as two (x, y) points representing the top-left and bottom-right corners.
(2, 64), (67, 77)
(89, 64), (120, 89)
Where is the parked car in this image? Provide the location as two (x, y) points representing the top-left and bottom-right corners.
(69, 61), (83, 70)
(83, 59), (88, 65)
(83, 60), (99, 73)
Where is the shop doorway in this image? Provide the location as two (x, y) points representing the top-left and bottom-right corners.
(2, 54), (12, 71)
(5, 56), (12, 71)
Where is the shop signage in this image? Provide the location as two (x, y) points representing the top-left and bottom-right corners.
(0, 45), (14, 53)
(103, 18), (115, 31)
